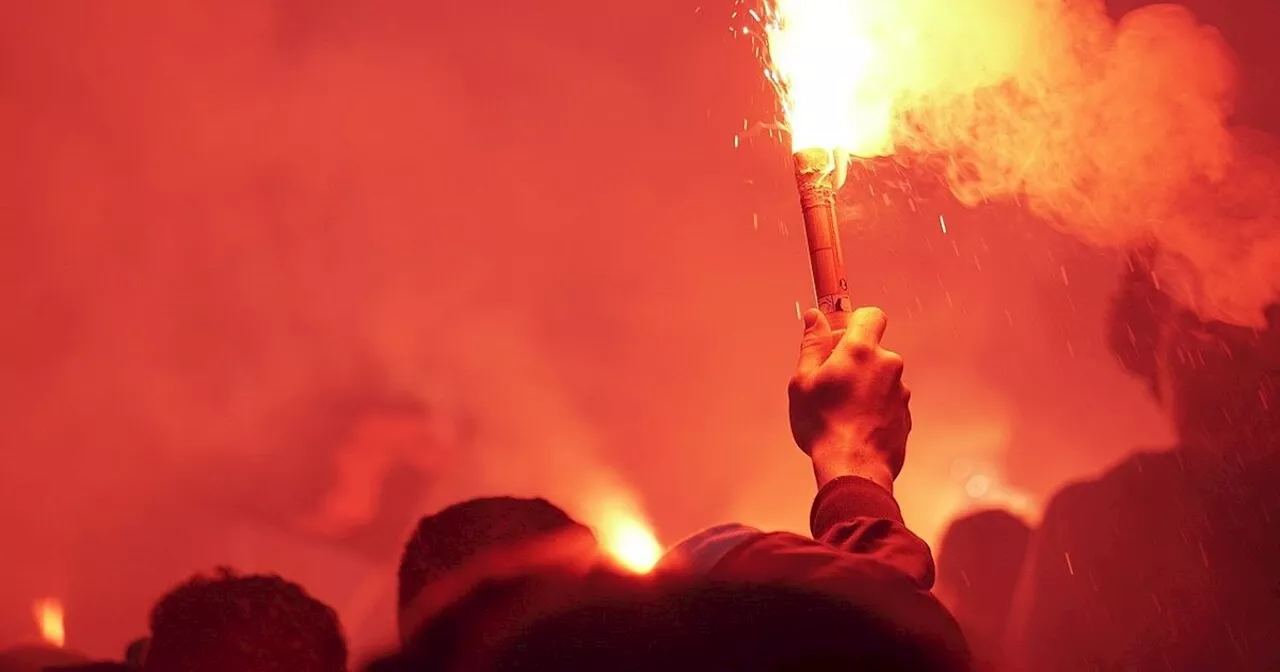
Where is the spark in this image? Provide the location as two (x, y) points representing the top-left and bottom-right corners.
(939, 214), (947, 234)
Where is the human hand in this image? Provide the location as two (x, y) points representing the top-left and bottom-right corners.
(787, 307), (911, 493)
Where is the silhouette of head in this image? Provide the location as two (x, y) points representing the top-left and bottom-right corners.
(372, 575), (969, 672)
(0, 645), (88, 672)
(397, 497), (596, 642)
(936, 509), (1031, 653)
(491, 579), (968, 672)
(1107, 249), (1279, 443)
(144, 568), (346, 672)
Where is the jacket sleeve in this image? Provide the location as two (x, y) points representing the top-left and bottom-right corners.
(809, 476), (937, 589)
(708, 478), (971, 670)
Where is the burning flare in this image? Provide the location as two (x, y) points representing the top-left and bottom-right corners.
(599, 513), (662, 574)
(33, 598), (65, 648)
(752, 0), (1280, 325)
(761, 0), (899, 157)
(587, 499), (663, 574)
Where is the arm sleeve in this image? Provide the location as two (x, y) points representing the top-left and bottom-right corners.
(809, 476), (937, 589)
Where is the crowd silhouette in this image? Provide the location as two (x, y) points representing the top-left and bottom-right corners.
(4, 0), (1279, 668)
(3, 254), (1276, 671)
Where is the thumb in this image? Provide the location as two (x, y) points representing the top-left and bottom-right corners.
(797, 308), (834, 374)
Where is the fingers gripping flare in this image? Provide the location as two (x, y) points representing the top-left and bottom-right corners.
(797, 308), (835, 376)
(787, 304), (913, 493)
(844, 307), (888, 346)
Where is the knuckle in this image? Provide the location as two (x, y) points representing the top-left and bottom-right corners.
(848, 343), (875, 362)
(787, 373), (810, 396)
(853, 306), (886, 322)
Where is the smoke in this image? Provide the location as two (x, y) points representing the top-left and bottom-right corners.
(0, 0), (671, 652)
(3, 0), (1264, 657)
(842, 0), (1280, 325)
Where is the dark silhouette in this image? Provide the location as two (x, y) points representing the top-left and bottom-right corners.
(396, 497), (598, 644)
(372, 572), (969, 672)
(0, 646), (87, 672)
(47, 636), (150, 672)
(143, 569), (347, 672)
(935, 510), (1031, 671)
(1011, 253), (1280, 670)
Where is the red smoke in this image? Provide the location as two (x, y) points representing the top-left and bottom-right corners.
(1, 0), (1271, 660)
(885, 0), (1280, 325)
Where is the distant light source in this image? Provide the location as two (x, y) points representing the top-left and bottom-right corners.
(33, 598), (65, 648)
(599, 515), (663, 574)
(965, 474), (992, 498)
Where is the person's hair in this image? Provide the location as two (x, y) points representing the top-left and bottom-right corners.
(376, 577), (969, 672)
(0, 645), (89, 672)
(1106, 250), (1175, 397)
(936, 509), (1032, 634)
(144, 568), (347, 672)
(936, 509), (1032, 590)
(396, 497), (591, 610)
(1107, 249), (1280, 400)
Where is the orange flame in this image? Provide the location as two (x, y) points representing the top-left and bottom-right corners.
(33, 598), (65, 648)
(581, 493), (663, 574)
(599, 513), (663, 574)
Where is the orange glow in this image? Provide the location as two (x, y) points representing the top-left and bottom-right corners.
(33, 598), (65, 648)
(600, 514), (662, 574)
(590, 504), (663, 574)
(759, 0), (898, 157)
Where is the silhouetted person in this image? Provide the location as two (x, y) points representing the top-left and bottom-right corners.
(47, 664), (130, 672)
(935, 510), (1031, 671)
(0, 646), (87, 672)
(372, 572), (968, 672)
(143, 568), (347, 672)
(396, 497), (600, 651)
(123, 639), (147, 669)
(1010, 252), (1280, 670)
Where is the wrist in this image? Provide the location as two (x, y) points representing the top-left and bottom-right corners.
(808, 442), (895, 494)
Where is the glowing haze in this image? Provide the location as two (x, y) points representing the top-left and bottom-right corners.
(33, 598), (65, 648)
(756, 0), (1280, 325)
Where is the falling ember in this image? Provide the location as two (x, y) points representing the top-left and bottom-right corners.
(33, 598), (65, 648)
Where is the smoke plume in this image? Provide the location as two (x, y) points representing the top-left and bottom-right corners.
(838, 0), (1280, 325)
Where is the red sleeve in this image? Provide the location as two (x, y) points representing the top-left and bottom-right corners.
(809, 476), (937, 589)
